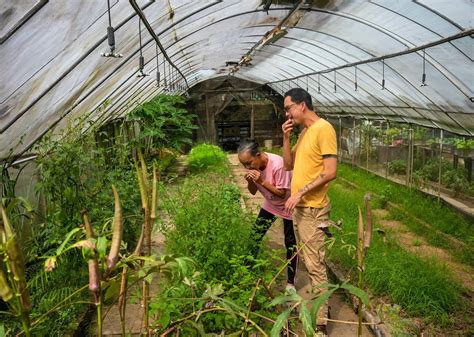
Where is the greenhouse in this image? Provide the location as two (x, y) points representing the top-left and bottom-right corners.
(0, 0), (473, 336)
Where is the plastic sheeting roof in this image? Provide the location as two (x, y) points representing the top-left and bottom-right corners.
(1, 0), (473, 160)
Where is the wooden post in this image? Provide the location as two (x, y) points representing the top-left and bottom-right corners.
(205, 94), (210, 143)
(250, 101), (255, 139)
(209, 106), (216, 144)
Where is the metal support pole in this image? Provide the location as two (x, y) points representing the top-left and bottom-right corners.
(406, 127), (414, 187)
(385, 121), (390, 178)
(438, 129), (444, 202)
(352, 118), (356, 167)
(338, 117), (342, 159)
(366, 120), (370, 171)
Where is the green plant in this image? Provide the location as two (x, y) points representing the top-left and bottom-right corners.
(337, 164), (474, 265)
(454, 138), (474, 151)
(1, 201), (32, 337)
(187, 144), (228, 173)
(442, 168), (469, 196)
(328, 172), (466, 323)
(388, 159), (407, 175)
(127, 94), (197, 153)
(162, 175), (252, 280)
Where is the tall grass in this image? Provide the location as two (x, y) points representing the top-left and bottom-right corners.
(328, 181), (464, 322)
(337, 164), (474, 266)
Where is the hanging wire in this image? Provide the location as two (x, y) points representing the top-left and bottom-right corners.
(168, 62), (172, 91)
(354, 66), (358, 91)
(163, 57), (167, 90)
(100, 0), (122, 58)
(381, 59), (385, 90)
(155, 43), (160, 86)
(306, 76), (309, 92)
(137, 19), (148, 77)
(334, 71), (337, 93)
(421, 49), (427, 87)
(317, 74), (321, 93)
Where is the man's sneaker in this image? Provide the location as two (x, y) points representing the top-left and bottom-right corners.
(315, 325), (328, 337)
(285, 283), (297, 295)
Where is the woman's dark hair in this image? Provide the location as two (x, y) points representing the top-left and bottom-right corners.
(284, 88), (313, 110)
(237, 139), (260, 156)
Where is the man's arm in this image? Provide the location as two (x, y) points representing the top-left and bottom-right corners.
(284, 156), (337, 213)
(282, 119), (295, 170)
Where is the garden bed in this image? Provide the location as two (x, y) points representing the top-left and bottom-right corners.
(327, 163), (474, 336)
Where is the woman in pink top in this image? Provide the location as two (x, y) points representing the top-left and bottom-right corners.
(238, 140), (297, 290)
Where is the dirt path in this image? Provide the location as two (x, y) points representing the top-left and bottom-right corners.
(228, 154), (372, 337)
(372, 209), (474, 292)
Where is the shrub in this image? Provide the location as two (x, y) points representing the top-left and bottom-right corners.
(414, 158), (452, 182)
(187, 144), (227, 172)
(442, 169), (469, 196)
(388, 159), (407, 175)
(162, 174), (252, 280)
(127, 94), (197, 152)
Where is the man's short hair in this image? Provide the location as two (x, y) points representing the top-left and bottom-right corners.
(284, 88), (313, 111)
(237, 139), (259, 156)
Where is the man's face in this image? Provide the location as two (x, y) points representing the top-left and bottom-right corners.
(238, 150), (261, 170)
(283, 96), (304, 124)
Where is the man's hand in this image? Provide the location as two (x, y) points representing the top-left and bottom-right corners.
(282, 119), (293, 140)
(246, 169), (263, 184)
(284, 192), (302, 214)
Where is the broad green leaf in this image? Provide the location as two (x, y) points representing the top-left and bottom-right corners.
(340, 283), (369, 305)
(299, 300), (316, 336)
(96, 236), (108, 260)
(270, 307), (293, 337)
(309, 287), (338, 328)
(55, 227), (82, 256)
(269, 292), (302, 307)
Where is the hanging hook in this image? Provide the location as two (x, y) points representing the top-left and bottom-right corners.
(137, 19), (149, 78)
(155, 44), (160, 86)
(381, 59), (385, 90)
(306, 76), (309, 92)
(100, 0), (123, 58)
(334, 71), (337, 93)
(318, 73), (321, 93)
(421, 49), (428, 87)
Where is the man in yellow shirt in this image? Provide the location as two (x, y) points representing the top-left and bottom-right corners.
(281, 88), (337, 337)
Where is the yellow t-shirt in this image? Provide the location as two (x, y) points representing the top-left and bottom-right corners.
(291, 118), (337, 208)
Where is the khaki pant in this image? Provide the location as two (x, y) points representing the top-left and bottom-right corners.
(293, 203), (331, 325)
